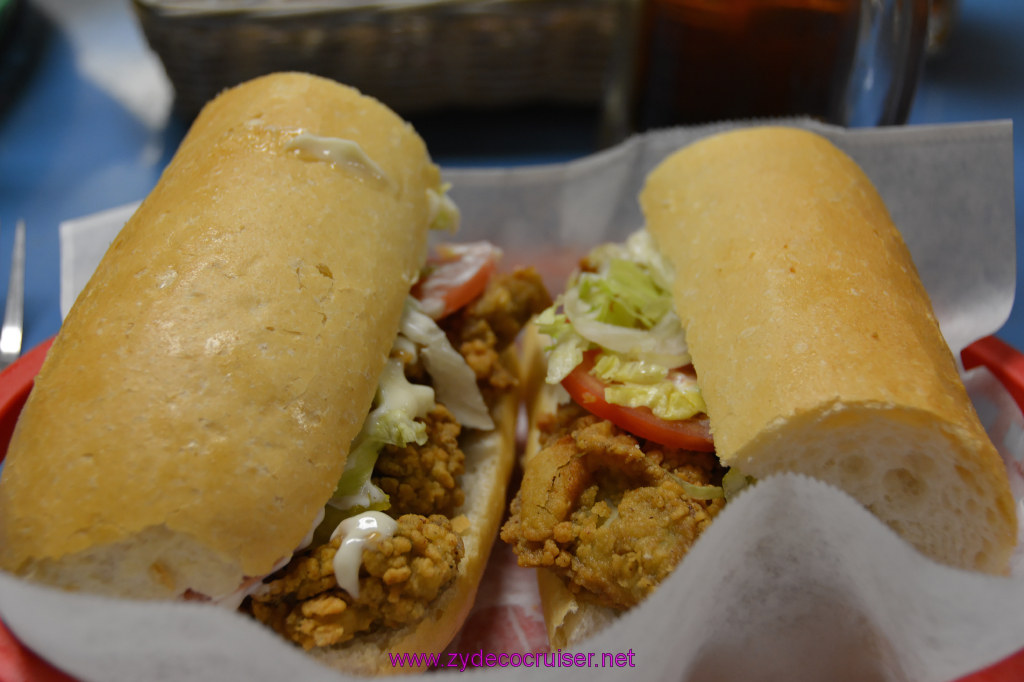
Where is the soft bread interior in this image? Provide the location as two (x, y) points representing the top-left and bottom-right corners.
(641, 126), (1016, 574)
(736, 404), (1013, 574)
(11, 527), (244, 601)
(312, 355), (520, 675)
(537, 565), (617, 651)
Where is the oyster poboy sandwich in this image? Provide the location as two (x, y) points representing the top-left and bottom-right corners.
(502, 126), (1017, 648)
(0, 72), (549, 674)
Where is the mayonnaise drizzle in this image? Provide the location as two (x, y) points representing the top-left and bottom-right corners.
(330, 511), (398, 599)
(285, 132), (388, 181)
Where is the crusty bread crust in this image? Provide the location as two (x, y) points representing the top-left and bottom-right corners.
(312, 353), (520, 675)
(640, 126), (1016, 573)
(0, 73), (442, 598)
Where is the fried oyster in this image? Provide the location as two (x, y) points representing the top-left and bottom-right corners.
(502, 404), (725, 610)
(247, 514), (463, 650)
(245, 266), (551, 650)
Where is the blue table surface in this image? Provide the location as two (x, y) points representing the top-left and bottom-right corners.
(1, 0), (1023, 356)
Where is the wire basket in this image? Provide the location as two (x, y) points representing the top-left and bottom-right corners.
(132, 0), (632, 120)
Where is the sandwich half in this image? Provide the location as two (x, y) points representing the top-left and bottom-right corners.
(0, 72), (550, 674)
(502, 126), (1017, 648)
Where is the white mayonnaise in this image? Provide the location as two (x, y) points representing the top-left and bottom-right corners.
(285, 132), (388, 181)
(330, 511), (398, 599)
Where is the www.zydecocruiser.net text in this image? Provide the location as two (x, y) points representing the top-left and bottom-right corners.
(390, 649), (638, 672)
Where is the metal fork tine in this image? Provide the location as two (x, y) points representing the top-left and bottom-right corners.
(0, 219), (26, 370)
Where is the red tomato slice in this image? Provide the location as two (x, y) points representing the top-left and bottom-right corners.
(412, 242), (500, 319)
(561, 350), (715, 452)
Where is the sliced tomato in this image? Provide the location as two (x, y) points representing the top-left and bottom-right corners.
(561, 350), (715, 452)
(412, 242), (500, 319)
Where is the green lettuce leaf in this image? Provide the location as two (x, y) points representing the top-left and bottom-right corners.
(536, 304), (592, 383)
(593, 352), (705, 420)
(330, 358), (435, 514)
(722, 467), (756, 500)
(576, 258), (673, 329)
(427, 183), (460, 233)
(591, 352), (668, 385)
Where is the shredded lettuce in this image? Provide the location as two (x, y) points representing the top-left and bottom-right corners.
(370, 408), (428, 449)
(722, 468), (755, 501)
(562, 286), (689, 367)
(603, 382), (705, 421)
(329, 358), (434, 513)
(330, 294), (494, 516)
(591, 353), (668, 385)
(536, 305), (592, 383)
(592, 352), (705, 420)
(675, 477), (725, 501)
(427, 183), (460, 233)
(577, 258), (673, 328)
(587, 229), (676, 292)
(333, 436), (384, 500)
(666, 467), (724, 501)
(547, 334), (591, 384)
(330, 474), (391, 514)
(537, 229), (710, 422)
(330, 435), (388, 514)
(558, 236), (690, 368)
(370, 359), (435, 442)
(535, 304), (571, 339)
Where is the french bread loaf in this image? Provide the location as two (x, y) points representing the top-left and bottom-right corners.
(640, 126), (1016, 574)
(0, 72), (442, 598)
(517, 126), (1017, 650)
